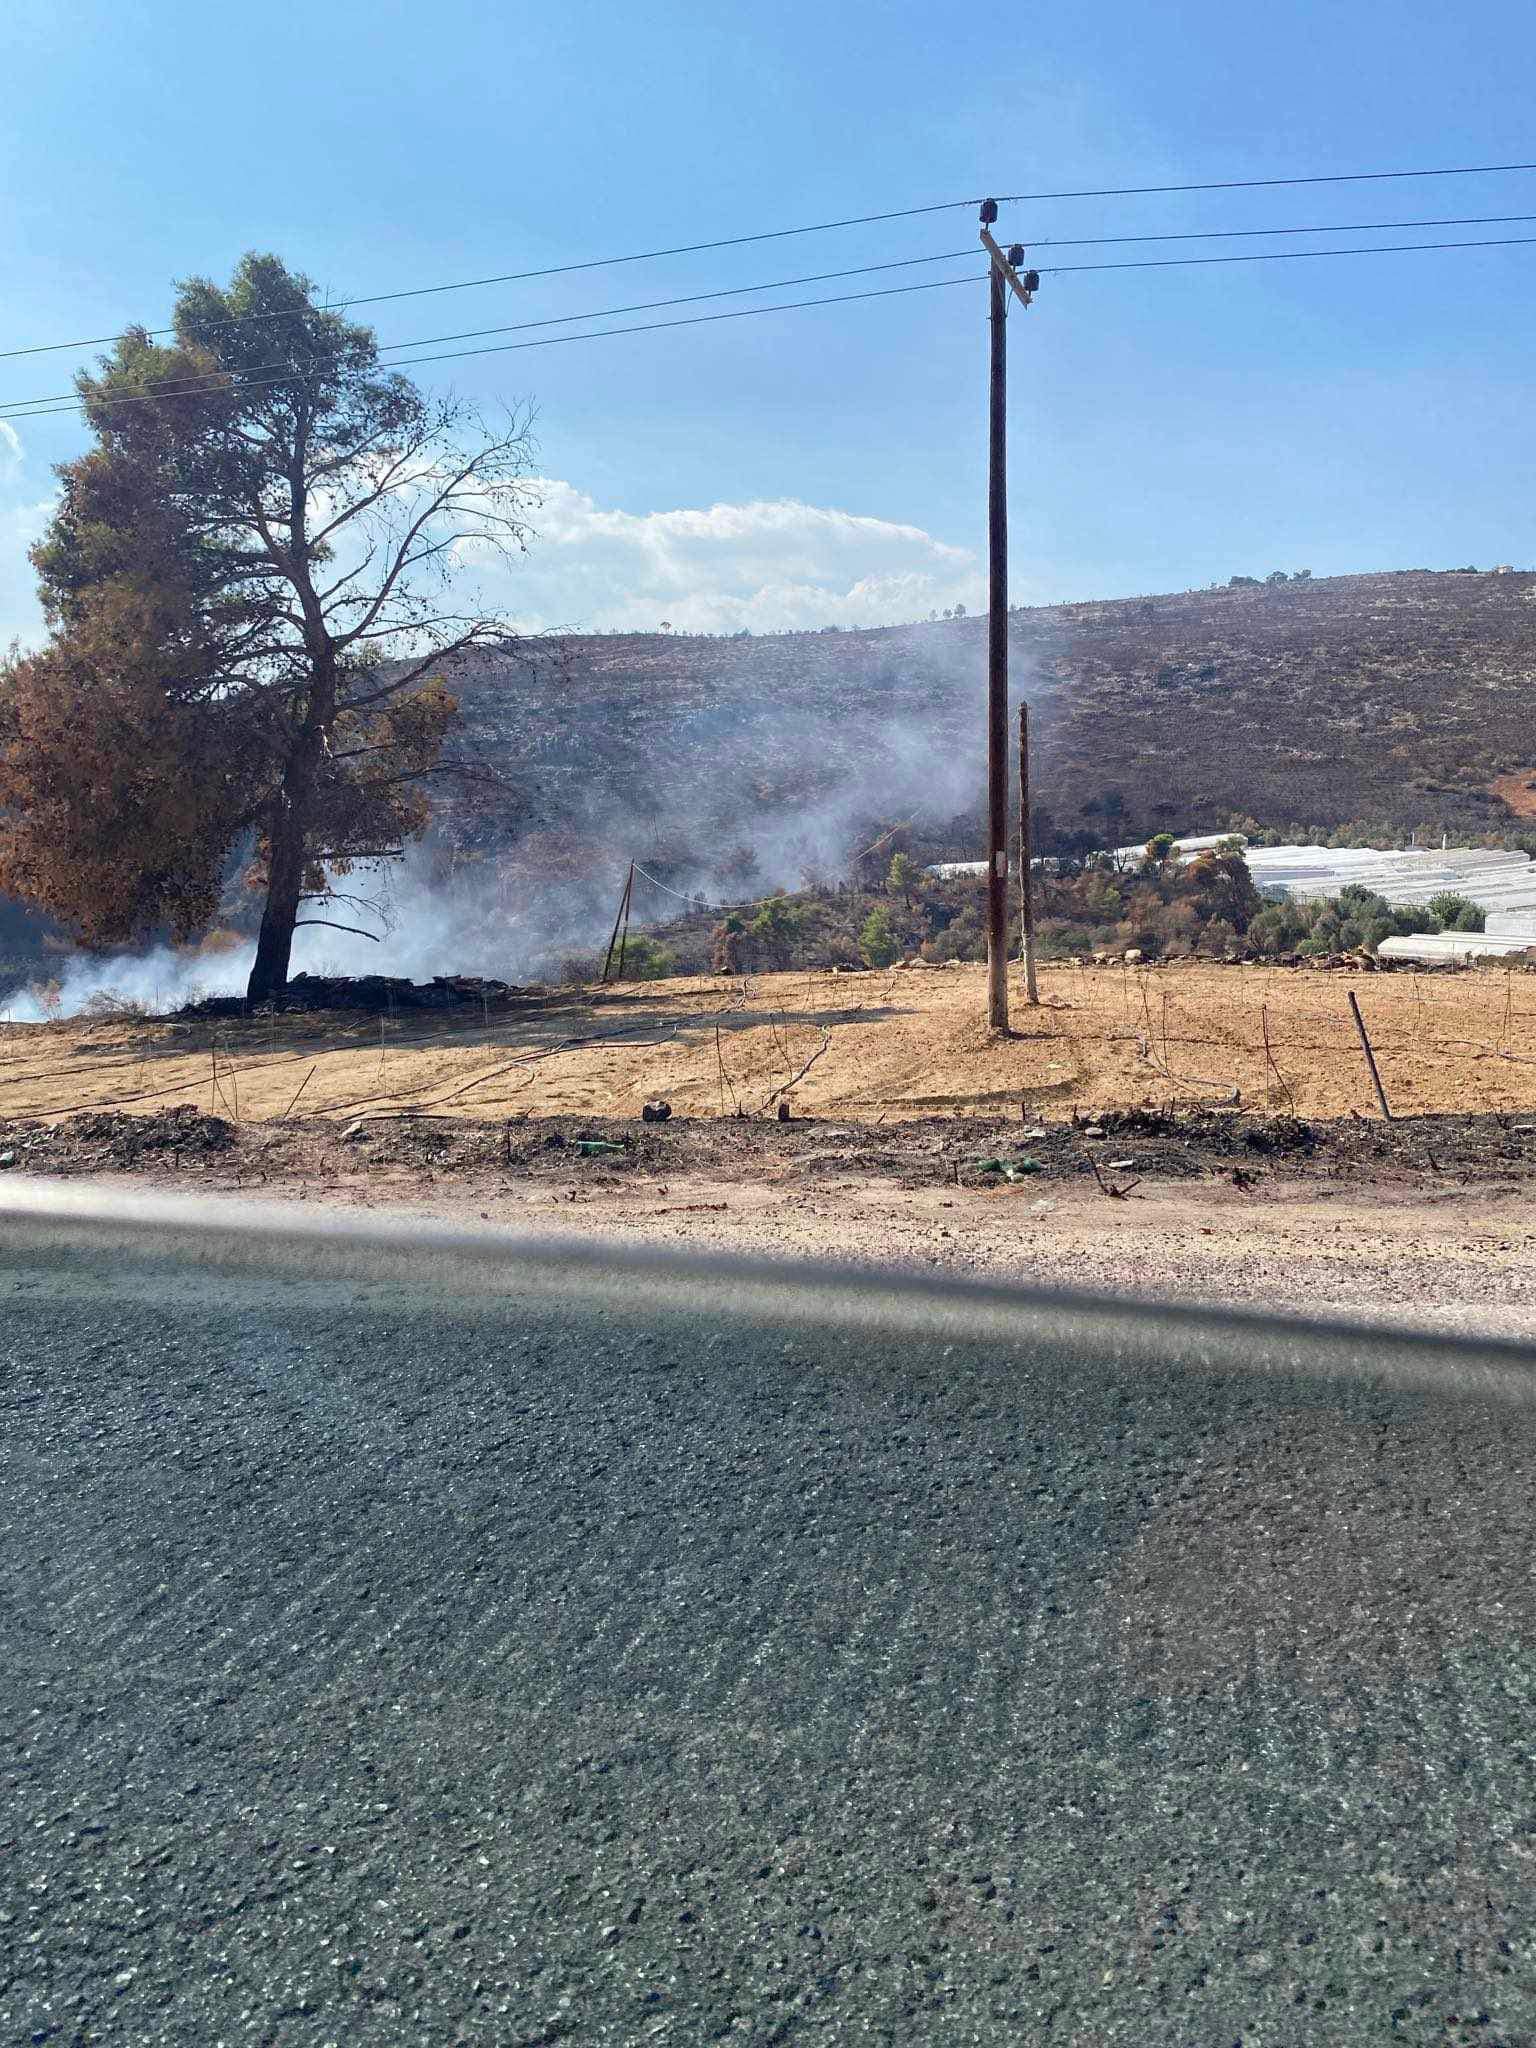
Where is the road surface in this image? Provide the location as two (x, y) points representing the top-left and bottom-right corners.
(3, 1185), (1535, 2044)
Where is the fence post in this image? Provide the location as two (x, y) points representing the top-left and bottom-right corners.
(1347, 989), (1392, 1120)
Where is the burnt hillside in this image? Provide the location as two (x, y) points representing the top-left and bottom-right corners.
(442, 569), (1536, 863)
(442, 618), (988, 867)
(1023, 568), (1536, 842)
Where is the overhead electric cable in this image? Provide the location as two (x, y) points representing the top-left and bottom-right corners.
(1031, 209), (1536, 248)
(0, 247), (985, 417)
(7, 231), (1536, 424)
(1040, 230), (1536, 275)
(2, 275), (994, 421)
(10, 208), (1536, 417)
(2, 155), (1533, 363)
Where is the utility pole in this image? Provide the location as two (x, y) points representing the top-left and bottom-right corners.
(602, 862), (635, 982)
(978, 203), (1039, 1032)
(1018, 700), (1039, 1004)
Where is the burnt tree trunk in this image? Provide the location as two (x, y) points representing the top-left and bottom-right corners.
(246, 634), (331, 1004)
(246, 802), (307, 1003)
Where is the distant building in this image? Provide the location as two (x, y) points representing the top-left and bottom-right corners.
(1493, 564), (1515, 574)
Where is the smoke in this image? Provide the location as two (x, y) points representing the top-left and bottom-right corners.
(4, 864), (514, 1022)
(7, 940), (246, 1023)
(14, 619), (1041, 1019)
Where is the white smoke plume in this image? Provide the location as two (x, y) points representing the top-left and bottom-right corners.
(12, 620), (1036, 1019)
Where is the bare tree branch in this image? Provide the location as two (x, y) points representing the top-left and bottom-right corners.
(292, 919), (382, 941)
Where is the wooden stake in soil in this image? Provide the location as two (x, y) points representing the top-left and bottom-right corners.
(209, 1044), (236, 1122)
(1347, 989), (1392, 1120)
(1261, 1003), (1296, 1116)
(1017, 700), (1039, 1005)
(280, 1063), (318, 1122)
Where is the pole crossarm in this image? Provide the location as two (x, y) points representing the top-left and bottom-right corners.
(979, 227), (1037, 309)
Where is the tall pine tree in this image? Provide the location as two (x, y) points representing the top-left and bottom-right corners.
(0, 253), (535, 999)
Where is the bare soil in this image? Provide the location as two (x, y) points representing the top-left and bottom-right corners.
(1489, 769), (1536, 820)
(6, 959), (1536, 1128)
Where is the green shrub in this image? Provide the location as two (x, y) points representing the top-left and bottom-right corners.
(859, 904), (902, 968)
(614, 934), (676, 980)
(1424, 892), (1485, 933)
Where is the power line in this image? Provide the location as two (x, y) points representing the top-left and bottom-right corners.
(8, 231), (1536, 425)
(0, 247), (985, 418)
(1032, 209), (1536, 249)
(1009, 158), (1536, 202)
(3, 275), (993, 421)
(3, 156), (1534, 364)
(11, 208), (1536, 418)
(1042, 230), (1536, 276)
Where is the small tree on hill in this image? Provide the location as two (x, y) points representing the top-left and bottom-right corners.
(0, 253), (536, 1002)
(712, 914), (746, 973)
(860, 904), (902, 968)
(886, 851), (918, 904)
(746, 893), (806, 968)
(1178, 844), (1262, 928)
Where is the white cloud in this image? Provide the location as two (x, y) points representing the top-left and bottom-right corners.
(1, 454), (989, 651)
(0, 424), (54, 651)
(476, 480), (986, 633)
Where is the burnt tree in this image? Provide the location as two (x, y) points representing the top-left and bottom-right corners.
(1, 253), (535, 1001)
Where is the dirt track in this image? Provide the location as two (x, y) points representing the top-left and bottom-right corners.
(6, 1101), (1536, 1342)
(5, 960), (1536, 1127)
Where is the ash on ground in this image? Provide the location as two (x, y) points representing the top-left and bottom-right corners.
(5, 1104), (1536, 1193)
(182, 972), (538, 1019)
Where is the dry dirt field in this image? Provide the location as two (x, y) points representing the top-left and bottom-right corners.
(3, 959), (1535, 1127)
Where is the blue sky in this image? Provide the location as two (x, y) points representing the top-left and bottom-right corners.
(2, 0), (1533, 641)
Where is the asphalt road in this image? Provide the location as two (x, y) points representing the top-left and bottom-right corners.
(3, 1189), (1536, 2045)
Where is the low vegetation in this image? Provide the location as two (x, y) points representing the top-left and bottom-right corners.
(596, 841), (1488, 982)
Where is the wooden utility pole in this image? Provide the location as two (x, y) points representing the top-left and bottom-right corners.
(1018, 700), (1039, 1004)
(985, 257), (1010, 1031)
(602, 863), (634, 982)
(978, 209), (1039, 1032)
